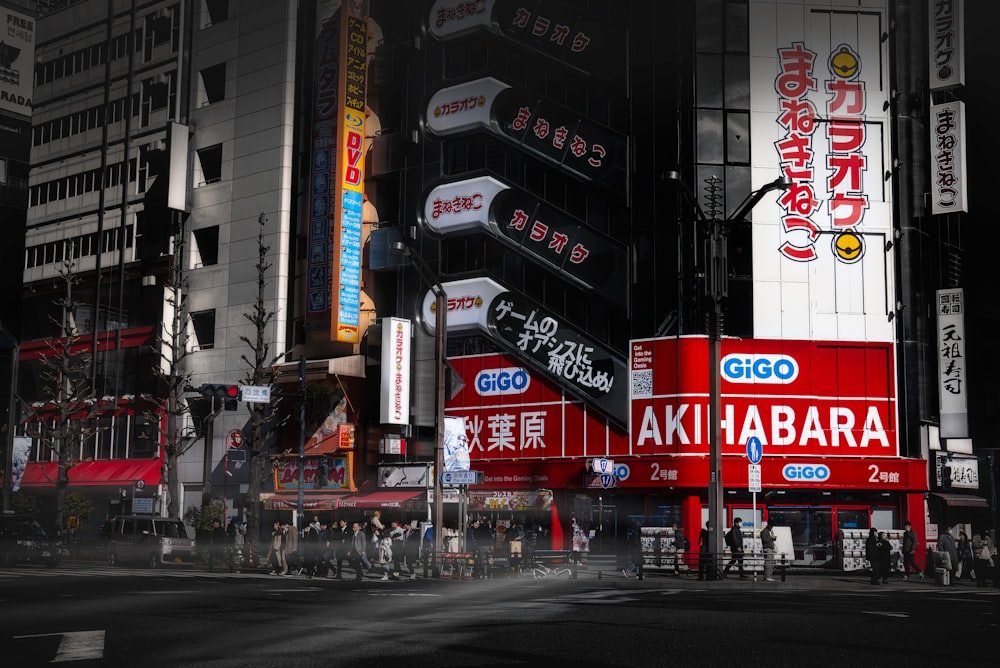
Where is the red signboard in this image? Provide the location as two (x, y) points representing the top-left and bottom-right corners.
(629, 337), (897, 458)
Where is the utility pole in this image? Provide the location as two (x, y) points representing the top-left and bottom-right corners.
(666, 170), (792, 575)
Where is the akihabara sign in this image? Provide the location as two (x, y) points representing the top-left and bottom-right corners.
(422, 277), (628, 425)
(936, 288), (968, 438)
(421, 175), (628, 304)
(629, 337), (898, 458)
(425, 77), (627, 194)
(929, 0), (965, 90)
(930, 101), (968, 214)
(428, 0), (612, 77)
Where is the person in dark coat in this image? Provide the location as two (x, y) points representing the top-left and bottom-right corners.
(722, 517), (746, 579)
(877, 531), (892, 583)
(865, 528), (881, 584)
(698, 521), (712, 581)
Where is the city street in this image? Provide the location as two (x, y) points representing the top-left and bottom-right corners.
(2, 562), (997, 667)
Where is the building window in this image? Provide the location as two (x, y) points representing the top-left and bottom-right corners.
(202, 0), (229, 28)
(196, 144), (223, 185)
(198, 63), (226, 106)
(191, 226), (220, 267)
(190, 310), (216, 350)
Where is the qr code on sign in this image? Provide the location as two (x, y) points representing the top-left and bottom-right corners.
(631, 370), (652, 398)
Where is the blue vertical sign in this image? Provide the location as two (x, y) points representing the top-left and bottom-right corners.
(746, 436), (763, 465)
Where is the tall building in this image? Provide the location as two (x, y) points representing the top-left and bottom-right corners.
(5, 0), (994, 566)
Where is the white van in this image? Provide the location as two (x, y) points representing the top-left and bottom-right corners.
(106, 515), (196, 568)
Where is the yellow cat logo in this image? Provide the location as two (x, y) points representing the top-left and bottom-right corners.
(830, 45), (860, 79)
(832, 230), (864, 263)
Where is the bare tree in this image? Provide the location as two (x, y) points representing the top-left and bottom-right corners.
(23, 252), (100, 532)
(239, 213), (286, 546)
(147, 215), (198, 518)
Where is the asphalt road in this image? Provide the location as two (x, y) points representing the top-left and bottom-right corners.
(2, 562), (997, 667)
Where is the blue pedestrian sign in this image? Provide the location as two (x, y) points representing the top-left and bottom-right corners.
(746, 436), (763, 465)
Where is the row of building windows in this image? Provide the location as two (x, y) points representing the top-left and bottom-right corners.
(29, 156), (143, 207)
(22, 413), (159, 462)
(33, 92), (140, 147)
(33, 5), (179, 87)
(24, 224), (134, 270)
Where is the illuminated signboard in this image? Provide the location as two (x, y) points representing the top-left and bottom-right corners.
(749, 2), (894, 344)
(421, 175), (628, 305)
(379, 317), (412, 426)
(428, 0), (616, 77)
(420, 277), (628, 426)
(629, 336), (898, 458)
(935, 288), (968, 437)
(425, 77), (628, 195)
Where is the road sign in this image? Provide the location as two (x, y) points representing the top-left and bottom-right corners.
(746, 436), (763, 464)
(441, 470), (483, 486)
(589, 458), (615, 474)
(240, 385), (271, 403)
(228, 429), (244, 449)
(748, 464), (762, 493)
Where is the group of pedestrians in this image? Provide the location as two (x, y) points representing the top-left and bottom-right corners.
(933, 525), (997, 587)
(264, 514), (423, 581)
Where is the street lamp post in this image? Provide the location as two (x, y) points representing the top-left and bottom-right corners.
(391, 241), (447, 578)
(665, 170), (791, 573)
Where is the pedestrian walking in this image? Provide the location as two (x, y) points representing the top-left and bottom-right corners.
(208, 519), (225, 572)
(402, 522), (420, 578)
(956, 531), (974, 581)
(350, 521), (371, 580)
(389, 521), (407, 577)
(698, 521), (712, 581)
(865, 528), (881, 585)
(877, 531), (891, 584)
(672, 523), (687, 575)
(283, 520), (299, 575)
(937, 526), (958, 582)
(332, 518), (350, 578)
(269, 521), (286, 576)
(901, 521), (922, 581)
(722, 517), (746, 579)
(760, 521), (777, 582)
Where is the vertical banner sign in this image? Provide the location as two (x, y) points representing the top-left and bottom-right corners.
(10, 436), (31, 493)
(0, 6), (34, 117)
(936, 288), (968, 438)
(929, 101), (968, 215)
(929, 0), (964, 91)
(332, 5), (368, 343)
(379, 317), (412, 425)
(306, 5), (342, 321)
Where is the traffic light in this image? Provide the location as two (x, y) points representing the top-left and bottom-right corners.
(200, 384), (240, 411)
(941, 466), (953, 490)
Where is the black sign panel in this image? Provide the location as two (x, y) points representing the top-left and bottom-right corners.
(491, 190), (627, 305)
(492, 87), (627, 194)
(486, 291), (628, 426)
(492, 0), (608, 76)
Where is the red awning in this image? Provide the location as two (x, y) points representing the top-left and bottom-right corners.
(335, 489), (426, 510)
(14, 459), (163, 488)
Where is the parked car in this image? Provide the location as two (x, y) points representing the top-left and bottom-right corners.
(106, 515), (196, 568)
(0, 513), (62, 568)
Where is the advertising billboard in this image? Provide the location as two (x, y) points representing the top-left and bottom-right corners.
(749, 1), (894, 343)
(1, 6), (35, 117)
